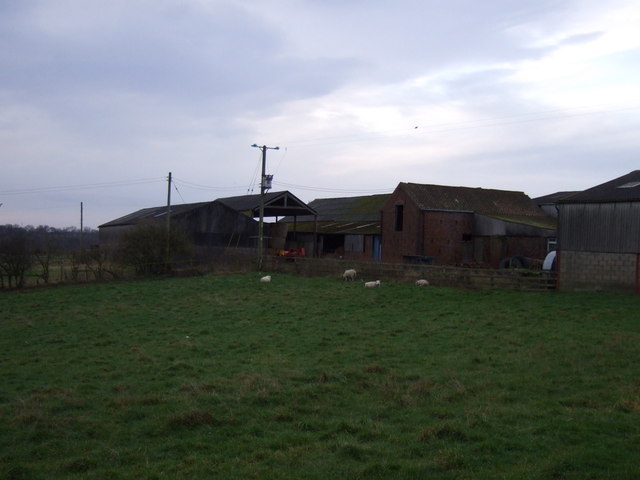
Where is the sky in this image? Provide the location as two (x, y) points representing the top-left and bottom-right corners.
(1, 0), (639, 228)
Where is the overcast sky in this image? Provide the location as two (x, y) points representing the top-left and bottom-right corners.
(1, 0), (639, 228)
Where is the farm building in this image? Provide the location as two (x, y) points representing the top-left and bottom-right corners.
(280, 194), (390, 260)
(381, 182), (556, 267)
(98, 191), (316, 257)
(557, 170), (640, 293)
(98, 201), (260, 257)
(217, 190), (317, 253)
(534, 191), (578, 218)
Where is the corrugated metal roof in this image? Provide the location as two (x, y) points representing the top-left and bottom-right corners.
(279, 194), (389, 235)
(283, 194), (390, 223)
(290, 221), (381, 235)
(560, 170), (640, 204)
(99, 202), (212, 228)
(533, 191), (579, 204)
(99, 191), (316, 229)
(218, 191), (316, 217)
(489, 214), (557, 230)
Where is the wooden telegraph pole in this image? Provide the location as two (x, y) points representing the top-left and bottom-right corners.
(166, 172), (172, 269)
(251, 144), (279, 270)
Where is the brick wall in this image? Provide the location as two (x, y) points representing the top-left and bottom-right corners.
(423, 211), (474, 264)
(381, 189), (417, 262)
(381, 189), (475, 264)
(381, 188), (552, 268)
(558, 250), (639, 292)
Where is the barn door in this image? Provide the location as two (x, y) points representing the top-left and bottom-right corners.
(372, 236), (381, 261)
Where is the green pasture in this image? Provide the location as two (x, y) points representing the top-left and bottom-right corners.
(1, 274), (639, 479)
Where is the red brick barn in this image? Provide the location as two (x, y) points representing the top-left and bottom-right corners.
(381, 182), (556, 267)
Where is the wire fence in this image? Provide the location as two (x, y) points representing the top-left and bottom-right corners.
(2, 253), (556, 291)
(263, 256), (557, 291)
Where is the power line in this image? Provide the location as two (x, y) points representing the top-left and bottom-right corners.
(273, 180), (393, 195)
(411, 103), (640, 135)
(246, 150), (262, 194)
(0, 178), (163, 196)
(172, 181), (185, 204)
(171, 177), (252, 192)
(6, 101), (636, 202)
(273, 146), (288, 176)
(273, 102), (640, 149)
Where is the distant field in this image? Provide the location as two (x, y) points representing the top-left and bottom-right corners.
(2, 274), (639, 479)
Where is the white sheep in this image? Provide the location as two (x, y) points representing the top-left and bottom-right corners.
(415, 279), (430, 286)
(364, 280), (381, 288)
(342, 269), (357, 281)
(260, 275), (272, 283)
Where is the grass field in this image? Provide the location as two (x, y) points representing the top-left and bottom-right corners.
(1, 273), (640, 479)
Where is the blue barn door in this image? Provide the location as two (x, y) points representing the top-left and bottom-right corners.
(372, 236), (381, 261)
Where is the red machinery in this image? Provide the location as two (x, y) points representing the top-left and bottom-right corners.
(277, 247), (306, 257)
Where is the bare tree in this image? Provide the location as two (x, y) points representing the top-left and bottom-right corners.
(115, 222), (191, 275)
(85, 245), (117, 280)
(32, 226), (59, 284)
(0, 227), (32, 288)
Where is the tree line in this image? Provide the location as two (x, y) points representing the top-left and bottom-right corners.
(0, 225), (99, 288)
(0, 223), (189, 288)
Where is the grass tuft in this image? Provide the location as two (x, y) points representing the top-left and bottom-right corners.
(166, 410), (219, 429)
(418, 424), (469, 443)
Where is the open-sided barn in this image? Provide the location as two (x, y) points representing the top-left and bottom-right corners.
(280, 194), (389, 260)
(99, 191), (316, 257)
(557, 170), (640, 292)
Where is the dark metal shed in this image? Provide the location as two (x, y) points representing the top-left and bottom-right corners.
(556, 170), (640, 292)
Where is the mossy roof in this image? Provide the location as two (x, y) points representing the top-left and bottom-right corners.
(400, 182), (556, 229)
(283, 194), (389, 223)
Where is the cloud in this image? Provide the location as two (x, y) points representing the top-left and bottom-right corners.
(1, 0), (639, 227)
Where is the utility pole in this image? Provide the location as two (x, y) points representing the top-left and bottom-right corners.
(251, 144), (279, 270)
(80, 202), (84, 260)
(166, 172), (172, 269)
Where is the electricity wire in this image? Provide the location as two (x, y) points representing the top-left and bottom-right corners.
(5, 102), (637, 201)
(173, 182), (186, 203)
(247, 151), (262, 194)
(272, 180), (393, 195)
(273, 102), (640, 148)
(172, 177), (252, 192)
(0, 178), (163, 196)
(273, 146), (287, 176)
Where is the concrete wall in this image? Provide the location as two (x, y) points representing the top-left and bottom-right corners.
(558, 250), (639, 292)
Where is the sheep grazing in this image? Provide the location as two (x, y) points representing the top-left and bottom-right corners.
(415, 279), (430, 286)
(364, 280), (381, 288)
(260, 275), (272, 283)
(342, 269), (357, 281)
